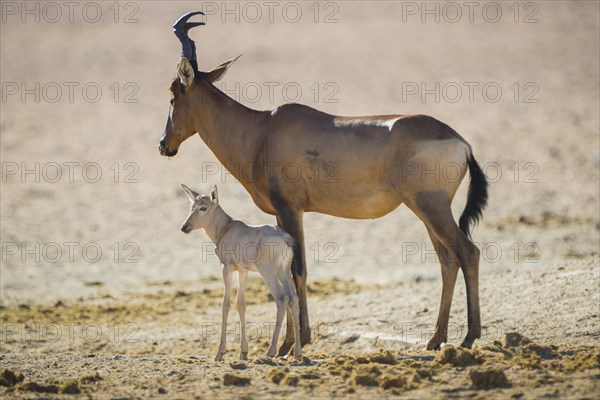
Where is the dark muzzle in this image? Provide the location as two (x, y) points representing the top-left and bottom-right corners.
(159, 139), (178, 157)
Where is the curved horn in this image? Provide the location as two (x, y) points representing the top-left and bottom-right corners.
(173, 11), (205, 71)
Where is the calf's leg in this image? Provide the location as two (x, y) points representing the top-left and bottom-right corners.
(237, 270), (248, 360)
(278, 257), (302, 359)
(267, 294), (288, 357)
(215, 264), (233, 361)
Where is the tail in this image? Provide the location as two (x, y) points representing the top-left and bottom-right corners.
(281, 234), (296, 273)
(459, 154), (489, 239)
(280, 235), (298, 292)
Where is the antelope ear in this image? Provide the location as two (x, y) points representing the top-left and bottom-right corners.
(210, 185), (219, 206)
(204, 54), (242, 83)
(177, 58), (195, 87)
(181, 184), (199, 202)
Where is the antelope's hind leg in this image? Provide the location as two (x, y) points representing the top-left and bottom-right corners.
(407, 192), (481, 349)
(425, 227), (460, 350)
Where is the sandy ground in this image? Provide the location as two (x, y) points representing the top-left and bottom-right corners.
(1, 1), (599, 398)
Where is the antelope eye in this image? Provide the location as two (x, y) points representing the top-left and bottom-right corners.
(170, 98), (174, 106)
(199, 207), (207, 212)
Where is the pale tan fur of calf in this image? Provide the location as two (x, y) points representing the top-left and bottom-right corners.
(181, 184), (301, 360)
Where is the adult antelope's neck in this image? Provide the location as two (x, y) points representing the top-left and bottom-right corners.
(192, 80), (268, 180)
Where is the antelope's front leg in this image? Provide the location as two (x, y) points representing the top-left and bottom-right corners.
(237, 270), (248, 360)
(275, 208), (311, 356)
(216, 264), (233, 362)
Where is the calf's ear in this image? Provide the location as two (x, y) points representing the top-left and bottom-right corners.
(181, 184), (199, 202)
(210, 185), (219, 206)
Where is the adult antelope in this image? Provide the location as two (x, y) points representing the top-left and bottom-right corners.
(159, 12), (489, 354)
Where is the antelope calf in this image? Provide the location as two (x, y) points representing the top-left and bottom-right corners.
(180, 184), (302, 361)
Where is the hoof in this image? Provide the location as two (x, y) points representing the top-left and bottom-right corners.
(293, 345), (303, 359)
(427, 340), (443, 351)
(214, 352), (225, 362)
(460, 338), (475, 349)
(240, 352), (248, 360)
(427, 334), (446, 350)
(300, 331), (312, 347)
(277, 341), (294, 357)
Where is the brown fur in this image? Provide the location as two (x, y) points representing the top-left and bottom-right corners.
(159, 57), (484, 353)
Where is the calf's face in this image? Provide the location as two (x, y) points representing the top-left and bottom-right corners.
(180, 184), (219, 234)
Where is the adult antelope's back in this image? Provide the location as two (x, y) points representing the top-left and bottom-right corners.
(159, 11), (489, 353)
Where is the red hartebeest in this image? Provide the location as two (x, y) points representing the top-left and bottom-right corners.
(159, 12), (488, 356)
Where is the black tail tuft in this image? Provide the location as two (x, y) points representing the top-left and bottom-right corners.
(459, 154), (489, 239)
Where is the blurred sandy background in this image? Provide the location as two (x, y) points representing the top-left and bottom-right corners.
(0, 1), (598, 398)
(1, 0), (597, 300)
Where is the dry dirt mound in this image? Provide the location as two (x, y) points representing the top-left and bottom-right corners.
(1, 333), (597, 399)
